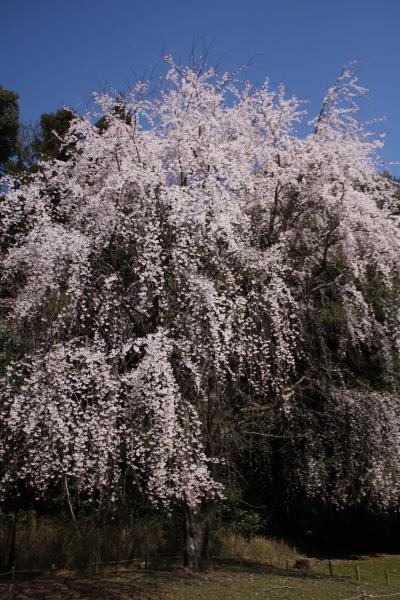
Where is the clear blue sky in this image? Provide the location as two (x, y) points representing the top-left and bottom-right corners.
(2, 0), (400, 174)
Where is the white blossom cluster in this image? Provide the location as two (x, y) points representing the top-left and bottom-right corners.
(1, 61), (400, 509)
(287, 389), (400, 509)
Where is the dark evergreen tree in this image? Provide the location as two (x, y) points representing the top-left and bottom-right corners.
(32, 108), (75, 161)
(0, 86), (19, 169)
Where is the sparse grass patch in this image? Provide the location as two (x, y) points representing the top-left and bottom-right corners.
(215, 527), (300, 566)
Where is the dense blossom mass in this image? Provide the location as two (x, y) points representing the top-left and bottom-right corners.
(1, 61), (400, 513)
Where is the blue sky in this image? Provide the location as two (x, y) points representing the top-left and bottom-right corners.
(2, 0), (400, 174)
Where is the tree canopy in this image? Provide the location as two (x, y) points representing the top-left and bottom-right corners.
(1, 61), (400, 568)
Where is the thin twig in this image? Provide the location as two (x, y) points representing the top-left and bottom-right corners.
(64, 476), (77, 527)
(265, 585), (299, 592)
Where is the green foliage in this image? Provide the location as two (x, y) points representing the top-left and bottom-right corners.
(0, 86), (19, 168)
(0, 88), (76, 174)
(217, 495), (267, 539)
(31, 108), (75, 161)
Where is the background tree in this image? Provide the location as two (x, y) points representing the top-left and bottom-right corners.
(31, 108), (76, 161)
(0, 86), (19, 171)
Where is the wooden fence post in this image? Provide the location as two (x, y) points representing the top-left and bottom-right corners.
(355, 565), (361, 581)
(385, 569), (390, 585)
(328, 559), (333, 577)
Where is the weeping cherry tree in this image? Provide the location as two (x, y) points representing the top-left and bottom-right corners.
(1, 59), (400, 569)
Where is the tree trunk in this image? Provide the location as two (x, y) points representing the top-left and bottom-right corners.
(183, 503), (200, 570)
(198, 499), (216, 571)
(183, 500), (216, 572)
(183, 368), (220, 571)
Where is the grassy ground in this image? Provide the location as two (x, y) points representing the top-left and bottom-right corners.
(146, 558), (400, 600)
(3, 556), (400, 600)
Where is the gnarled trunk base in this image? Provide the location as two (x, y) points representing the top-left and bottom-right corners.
(183, 501), (216, 572)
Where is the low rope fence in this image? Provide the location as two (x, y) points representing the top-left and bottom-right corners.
(285, 558), (400, 586)
(0, 555), (180, 600)
(0, 554), (179, 579)
(340, 593), (400, 600)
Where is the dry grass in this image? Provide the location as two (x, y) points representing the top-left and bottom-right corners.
(0, 511), (300, 575)
(215, 527), (300, 565)
(0, 512), (167, 571)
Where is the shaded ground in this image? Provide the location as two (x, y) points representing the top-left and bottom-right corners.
(0, 571), (152, 600)
(0, 571), (159, 600)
